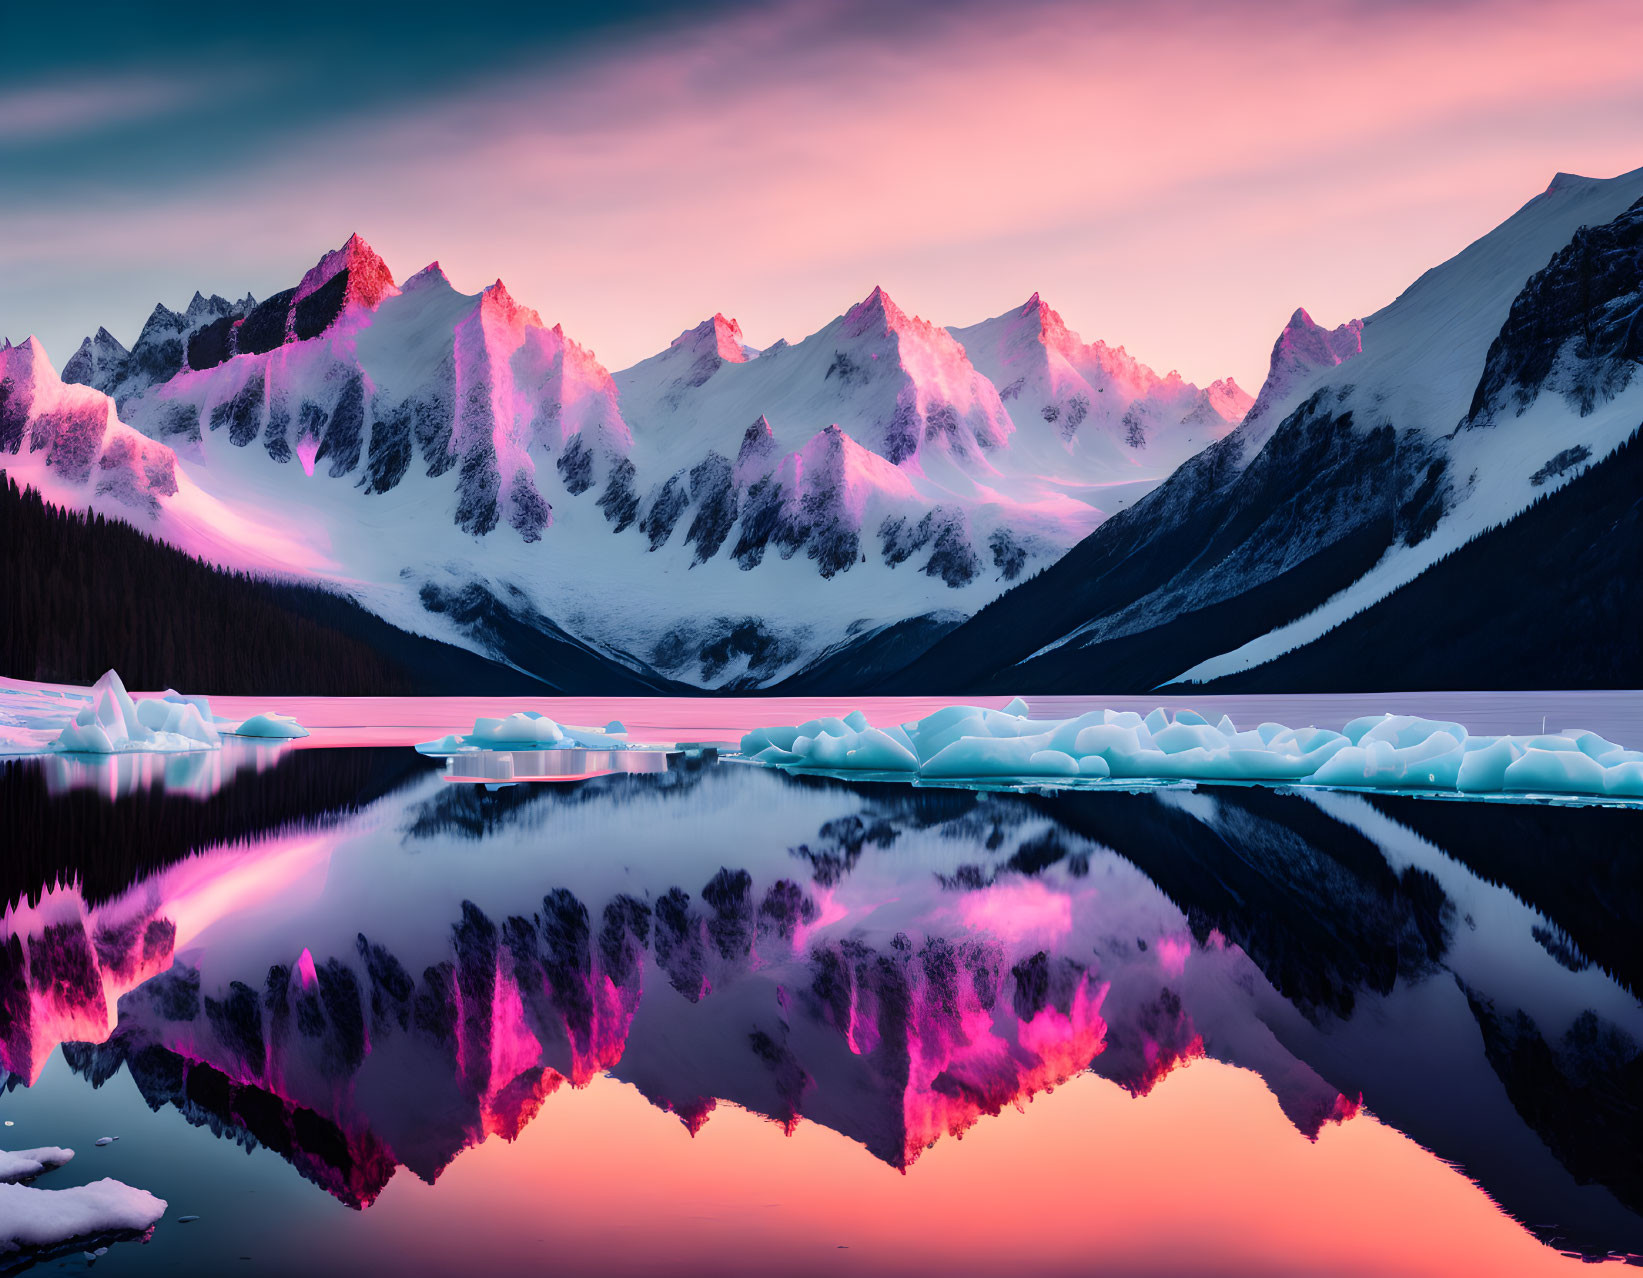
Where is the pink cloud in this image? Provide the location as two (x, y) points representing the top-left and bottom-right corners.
(6, 0), (1643, 390)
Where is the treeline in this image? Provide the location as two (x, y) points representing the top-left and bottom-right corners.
(0, 475), (540, 694)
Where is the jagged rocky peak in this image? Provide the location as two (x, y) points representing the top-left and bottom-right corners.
(295, 232), (399, 311)
(138, 302), (186, 339)
(672, 313), (750, 364)
(735, 414), (777, 478)
(841, 284), (917, 339)
(1236, 306), (1365, 437)
(1013, 290), (1084, 355)
(1272, 306), (1364, 369)
(402, 260), (453, 292)
(61, 327), (131, 387)
(1467, 192), (1643, 421)
(183, 290), (240, 324)
(0, 334), (55, 387)
(474, 277), (543, 328)
(1204, 377), (1254, 420)
(183, 234), (404, 374)
(0, 335), (177, 508)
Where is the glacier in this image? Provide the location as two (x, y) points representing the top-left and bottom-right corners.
(738, 704), (1643, 802)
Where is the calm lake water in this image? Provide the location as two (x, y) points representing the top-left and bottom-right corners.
(1, 694), (1640, 1275)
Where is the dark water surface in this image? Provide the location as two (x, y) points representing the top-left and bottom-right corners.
(1, 699), (1640, 1275)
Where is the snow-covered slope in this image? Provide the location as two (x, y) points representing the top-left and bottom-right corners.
(886, 167), (1643, 693)
(10, 237), (1246, 690)
(950, 292), (1249, 479)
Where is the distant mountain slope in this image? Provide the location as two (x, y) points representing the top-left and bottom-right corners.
(882, 169), (1643, 693)
(949, 292), (1248, 476)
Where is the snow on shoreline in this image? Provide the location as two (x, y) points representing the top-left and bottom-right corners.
(739, 702), (1643, 802)
(0, 1149), (74, 1184)
(0, 1177), (167, 1258)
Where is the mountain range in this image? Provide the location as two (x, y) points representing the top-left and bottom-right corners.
(3, 165), (1640, 692)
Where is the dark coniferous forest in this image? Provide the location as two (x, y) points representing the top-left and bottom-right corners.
(0, 474), (537, 695)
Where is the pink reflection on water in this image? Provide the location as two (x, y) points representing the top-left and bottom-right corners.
(954, 880), (1073, 947)
(196, 695), (1022, 749)
(1155, 933), (1192, 979)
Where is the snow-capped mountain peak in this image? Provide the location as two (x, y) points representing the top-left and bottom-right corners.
(1204, 377), (1254, 420)
(948, 294), (1245, 470)
(841, 284), (909, 337)
(1, 335), (177, 514)
(23, 233), (1262, 691)
(1232, 307), (1364, 453)
(294, 232), (400, 311)
(475, 278), (541, 329)
(403, 262), (453, 292)
(1273, 307), (1364, 369)
(672, 314), (750, 365)
(735, 414), (777, 480)
(182, 291), (238, 325)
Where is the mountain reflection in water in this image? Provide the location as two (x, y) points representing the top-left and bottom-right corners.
(0, 750), (1639, 1267)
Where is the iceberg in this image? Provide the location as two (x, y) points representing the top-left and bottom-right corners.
(230, 712), (310, 739)
(738, 704), (1643, 802)
(50, 671), (220, 754)
(416, 710), (632, 756)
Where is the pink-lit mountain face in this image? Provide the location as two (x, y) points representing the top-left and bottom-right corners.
(881, 167), (1643, 694)
(7, 235), (1250, 689)
(950, 292), (1250, 472)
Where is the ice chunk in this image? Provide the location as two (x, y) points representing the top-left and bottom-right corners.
(470, 712), (569, 748)
(1503, 748), (1608, 795)
(417, 709), (648, 756)
(736, 703), (1643, 802)
(52, 672), (220, 754)
(923, 736), (1065, 779)
(231, 713), (310, 739)
(0, 1178), (166, 1256)
(0, 1148), (73, 1183)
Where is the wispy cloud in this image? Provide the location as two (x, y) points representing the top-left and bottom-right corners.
(4, 0), (1642, 389)
(0, 77), (198, 143)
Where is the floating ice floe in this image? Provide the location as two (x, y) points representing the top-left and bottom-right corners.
(0, 1148), (73, 1184)
(416, 711), (630, 756)
(51, 671), (220, 755)
(738, 705), (1643, 801)
(0, 1178), (166, 1258)
(230, 712), (310, 739)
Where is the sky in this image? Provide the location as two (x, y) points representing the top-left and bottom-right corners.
(3, 0), (1642, 392)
